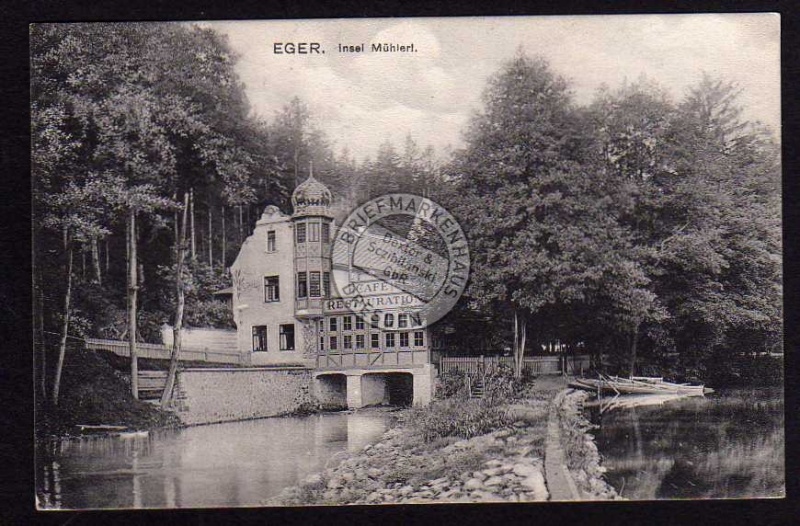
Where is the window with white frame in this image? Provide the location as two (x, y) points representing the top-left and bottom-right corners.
(252, 326), (267, 352)
(279, 324), (295, 351)
(264, 276), (280, 302)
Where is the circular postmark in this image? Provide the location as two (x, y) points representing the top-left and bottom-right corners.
(331, 193), (470, 330)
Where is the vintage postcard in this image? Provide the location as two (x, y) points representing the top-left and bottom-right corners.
(32, 15), (782, 509)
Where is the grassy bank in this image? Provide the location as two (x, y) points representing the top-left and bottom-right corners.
(269, 375), (568, 505)
(36, 345), (181, 438)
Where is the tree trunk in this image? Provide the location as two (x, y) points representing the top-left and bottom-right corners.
(190, 188), (196, 260)
(162, 193), (190, 407)
(245, 205), (250, 236)
(512, 308), (527, 378)
(208, 205), (213, 266)
(36, 267), (47, 401)
(52, 236), (73, 406)
(105, 238), (110, 273)
(628, 324), (639, 378)
(294, 146), (299, 187)
(238, 205), (243, 245)
(221, 205), (226, 271)
(91, 236), (102, 285)
(128, 209), (139, 399)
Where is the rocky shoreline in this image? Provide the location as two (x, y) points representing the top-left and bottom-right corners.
(267, 382), (620, 506)
(269, 416), (549, 506)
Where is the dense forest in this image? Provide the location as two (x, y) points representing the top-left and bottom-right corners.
(32, 23), (781, 408)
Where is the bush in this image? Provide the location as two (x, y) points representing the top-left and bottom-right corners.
(407, 398), (514, 442)
(435, 370), (470, 400)
(436, 364), (534, 404)
(482, 364), (529, 406)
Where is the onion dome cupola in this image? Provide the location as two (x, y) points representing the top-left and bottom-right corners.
(291, 166), (333, 218)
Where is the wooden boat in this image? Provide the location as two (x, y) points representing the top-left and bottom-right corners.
(568, 375), (709, 395)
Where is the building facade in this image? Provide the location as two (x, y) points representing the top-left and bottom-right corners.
(229, 174), (436, 406)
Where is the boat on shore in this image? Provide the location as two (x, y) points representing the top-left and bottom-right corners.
(568, 375), (712, 396)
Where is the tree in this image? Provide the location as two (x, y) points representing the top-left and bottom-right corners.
(161, 193), (190, 407)
(32, 22), (267, 401)
(584, 75), (781, 376)
(447, 53), (614, 377)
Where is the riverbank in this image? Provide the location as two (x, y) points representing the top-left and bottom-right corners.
(268, 376), (599, 505)
(36, 347), (181, 439)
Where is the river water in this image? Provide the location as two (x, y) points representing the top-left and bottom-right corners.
(36, 410), (394, 509)
(589, 387), (784, 500)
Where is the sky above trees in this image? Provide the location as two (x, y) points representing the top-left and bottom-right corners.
(205, 14), (780, 162)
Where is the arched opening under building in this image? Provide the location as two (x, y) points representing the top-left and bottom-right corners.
(315, 373), (347, 410)
(385, 373), (414, 407)
(358, 372), (415, 408)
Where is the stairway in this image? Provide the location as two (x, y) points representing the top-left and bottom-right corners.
(469, 376), (485, 399)
(138, 370), (187, 409)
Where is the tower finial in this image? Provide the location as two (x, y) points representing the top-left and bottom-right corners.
(309, 160), (314, 180)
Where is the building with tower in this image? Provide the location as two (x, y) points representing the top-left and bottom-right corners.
(228, 172), (436, 407)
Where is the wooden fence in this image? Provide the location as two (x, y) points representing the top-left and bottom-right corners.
(439, 354), (590, 376)
(85, 338), (245, 365)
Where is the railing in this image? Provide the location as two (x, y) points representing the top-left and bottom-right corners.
(316, 347), (430, 370)
(439, 354), (590, 376)
(85, 338), (245, 365)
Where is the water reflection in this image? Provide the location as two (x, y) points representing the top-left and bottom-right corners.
(590, 388), (784, 499)
(36, 410), (393, 509)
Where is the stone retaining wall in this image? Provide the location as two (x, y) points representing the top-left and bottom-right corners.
(175, 367), (314, 425)
(552, 389), (620, 499)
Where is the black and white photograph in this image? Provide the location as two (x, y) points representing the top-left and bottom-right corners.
(31, 15), (783, 509)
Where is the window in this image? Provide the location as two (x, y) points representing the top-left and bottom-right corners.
(356, 334), (365, 349)
(308, 222), (320, 242)
(385, 333), (395, 348)
(310, 271), (321, 297)
(384, 313), (394, 327)
(297, 272), (308, 298)
(264, 276), (280, 302)
(266, 230), (276, 252)
(318, 319), (325, 332)
(355, 316), (365, 330)
(399, 332), (409, 347)
(329, 317), (338, 332)
(280, 324), (295, 351)
(330, 336), (338, 350)
(371, 333), (380, 348)
(343, 335), (352, 349)
(252, 326), (267, 352)
(296, 222), (306, 244)
(414, 331), (424, 347)
(343, 316), (352, 331)
(319, 334), (325, 352)
(398, 313), (408, 328)
(370, 313), (380, 328)
(322, 272), (331, 298)
(321, 222), (330, 243)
